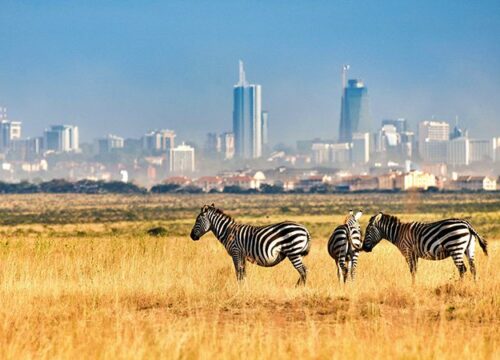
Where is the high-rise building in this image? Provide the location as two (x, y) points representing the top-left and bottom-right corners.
(469, 139), (493, 163)
(418, 121), (450, 161)
(330, 143), (351, 165)
(0, 107), (7, 120)
(143, 129), (175, 153)
(311, 143), (331, 165)
(261, 110), (269, 149)
(382, 118), (407, 133)
(168, 142), (195, 174)
(447, 137), (470, 166)
(418, 121), (449, 150)
(339, 79), (371, 142)
(450, 124), (466, 140)
(97, 134), (124, 154)
(0, 120), (22, 151)
(233, 61), (262, 159)
(493, 137), (500, 162)
(376, 121), (414, 161)
(421, 139), (448, 163)
(351, 132), (370, 165)
(205, 133), (221, 155)
(43, 125), (79, 153)
(220, 132), (235, 160)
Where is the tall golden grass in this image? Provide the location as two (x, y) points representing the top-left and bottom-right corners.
(0, 194), (497, 359)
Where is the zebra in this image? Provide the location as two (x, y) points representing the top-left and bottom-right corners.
(327, 210), (363, 283)
(189, 204), (312, 285)
(362, 212), (488, 281)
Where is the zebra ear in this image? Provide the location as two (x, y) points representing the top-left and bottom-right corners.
(355, 211), (362, 220)
(374, 213), (383, 223)
(349, 209), (354, 215)
(211, 203), (215, 207)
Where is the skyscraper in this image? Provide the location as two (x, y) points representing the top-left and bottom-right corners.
(205, 132), (222, 155)
(447, 137), (469, 166)
(233, 61), (262, 159)
(0, 120), (22, 151)
(261, 110), (269, 148)
(44, 125), (79, 152)
(382, 118), (408, 133)
(221, 132), (235, 160)
(418, 120), (449, 161)
(351, 132), (370, 165)
(168, 142), (195, 174)
(142, 129), (175, 154)
(97, 134), (124, 154)
(339, 79), (371, 143)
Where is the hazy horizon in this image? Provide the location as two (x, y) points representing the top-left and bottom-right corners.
(1, 1), (499, 145)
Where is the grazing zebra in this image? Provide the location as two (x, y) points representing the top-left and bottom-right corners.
(190, 204), (312, 285)
(362, 212), (488, 281)
(327, 210), (363, 283)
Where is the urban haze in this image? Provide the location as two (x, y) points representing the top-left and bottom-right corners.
(0, 1), (499, 191)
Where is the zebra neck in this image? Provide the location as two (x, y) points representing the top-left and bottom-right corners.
(381, 221), (403, 246)
(209, 212), (236, 246)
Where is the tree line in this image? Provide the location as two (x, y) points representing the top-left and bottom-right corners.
(0, 180), (487, 194)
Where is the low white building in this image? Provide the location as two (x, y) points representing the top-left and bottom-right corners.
(451, 176), (497, 191)
(394, 171), (437, 191)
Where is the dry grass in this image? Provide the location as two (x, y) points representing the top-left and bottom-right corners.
(0, 194), (498, 359)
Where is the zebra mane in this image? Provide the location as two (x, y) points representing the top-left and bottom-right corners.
(208, 206), (234, 220)
(381, 213), (401, 224)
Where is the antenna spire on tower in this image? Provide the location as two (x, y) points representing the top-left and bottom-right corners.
(342, 64), (350, 89)
(238, 60), (247, 86)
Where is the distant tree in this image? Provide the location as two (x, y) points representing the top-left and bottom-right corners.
(260, 184), (284, 194)
(39, 179), (76, 193)
(309, 185), (329, 194)
(15, 181), (40, 194)
(100, 181), (146, 194)
(0, 181), (39, 194)
(177, 185), (203, 194)
(150, 183), (181, 193)
(223, 185), (245, 194)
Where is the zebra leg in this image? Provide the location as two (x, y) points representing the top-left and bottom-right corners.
(288, 255), (307, 286)
(231, 253), (246, 282)
(405, 253), (418, 284)
(335, 259), (342, 283)
(466, 236), (477, 280)
(338, 257), (348, 284)
(451, 251), (467, 279)
(350, 251), (359, 281)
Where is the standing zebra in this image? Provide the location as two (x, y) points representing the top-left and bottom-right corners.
(190, 204), (312, 285)
(362, 212), (488, 281)
(327, 210), (363, 283)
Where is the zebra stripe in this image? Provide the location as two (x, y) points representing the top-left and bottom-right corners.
(190, 204), (311, 285)
(362, 212), (488, 280)
(327, 210), (363, 283)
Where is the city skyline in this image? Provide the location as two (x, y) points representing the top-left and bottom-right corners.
(0, 2), (499, 144)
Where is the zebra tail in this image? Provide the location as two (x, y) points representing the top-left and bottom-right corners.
(301, 230), (312, 256)
(468, 223), (488, 256)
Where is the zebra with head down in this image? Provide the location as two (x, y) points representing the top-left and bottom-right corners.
(327, 210), (363, 283)
(190, 204), (312, 285)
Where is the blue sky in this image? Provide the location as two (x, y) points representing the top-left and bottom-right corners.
(0, 1), (499, 144)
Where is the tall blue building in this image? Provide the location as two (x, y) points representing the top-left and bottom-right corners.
(339, 79), (371, 143)
(233, 61), (262, 159)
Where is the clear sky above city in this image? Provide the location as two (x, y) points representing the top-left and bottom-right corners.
(0, 1), (499, 145)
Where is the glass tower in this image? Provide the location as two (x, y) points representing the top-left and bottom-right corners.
(233, 61), (262, 159)
(339, 79), (371, 143)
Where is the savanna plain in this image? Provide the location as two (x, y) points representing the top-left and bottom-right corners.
(0, 193), (498, 359)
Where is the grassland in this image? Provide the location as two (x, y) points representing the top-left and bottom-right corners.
(0, 193), (498, 359)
